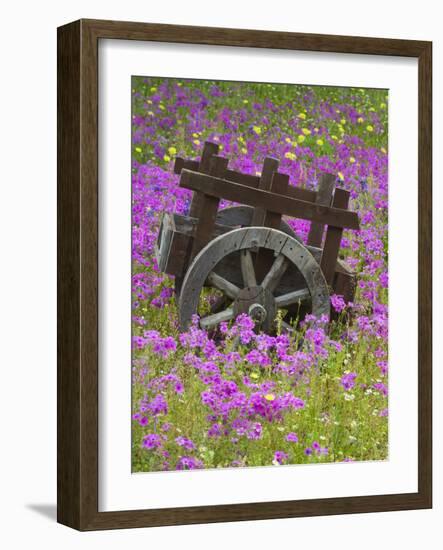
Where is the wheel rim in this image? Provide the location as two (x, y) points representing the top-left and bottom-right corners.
(178, 227), (330, 332)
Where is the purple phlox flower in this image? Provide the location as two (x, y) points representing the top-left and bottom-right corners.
(147, 393), (168, 416)
(341, 372), (357, 391)
(373, 382), (388, 396)
(377, 360), (388, 376)
(286, 432), (298, 443)
(273, 451), (289, 465)
(331, 294), (346, 313)
(230, 313), (256, 344)
(175, 436), (196, 451)
(132, 412), (148, 426)
(142, 433), (163, 450)
(207, 423), (222, 438)
(245, 349), (271, 367)
(246, 422), (263, 440)
(176, 456), (203, 470)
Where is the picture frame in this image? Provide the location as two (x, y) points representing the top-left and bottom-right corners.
(57, 18), (432, 530)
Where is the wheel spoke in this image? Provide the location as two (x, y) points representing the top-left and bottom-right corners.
(200, 307), (234, 329)
(206, 272), (240, 300)
(240, 249), (257, 287)
(261, 254), (289, 292)
(275, 288), (310, 308)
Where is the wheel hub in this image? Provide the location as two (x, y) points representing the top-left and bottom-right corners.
(233, 286), (276, 332)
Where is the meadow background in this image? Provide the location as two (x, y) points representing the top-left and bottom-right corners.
(131, 77), (389, 472)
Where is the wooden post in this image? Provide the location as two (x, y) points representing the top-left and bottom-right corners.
(320, 188), (350, 286)
(254, 169), (289, 283)
(251, 157), (279, 226)
(189, 141), (220, 217)
(263, 172), (289, 229)
(190, 155), (228, 259)
(307, 173), (336, 247)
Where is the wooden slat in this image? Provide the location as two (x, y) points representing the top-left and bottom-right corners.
(174, 157), (199, 174)
(307, 173), (336, 247)
(263, 173), (289, 229)
(251, 157), (279, 225)
(180, 169), (360, 230)
(320, 188), (350, 285)
(224, 168), (260, 188)
(257, 172), (290, 282)
(224, 168), (317, 202)
(199, 141), (220, 172)
(175, 142), (317, 203)
(190, 155), (228, 258)
(285, 185), (317, 202)
(189, 141), (220, 217)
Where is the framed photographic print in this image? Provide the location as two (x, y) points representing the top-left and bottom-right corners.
(57, 19), (432, 530)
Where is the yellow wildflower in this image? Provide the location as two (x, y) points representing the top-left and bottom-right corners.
(163, 154), (171, 162)
(192, 132), (200, 138)
(135, 147), (142, 153)
(284, 151), (296, 161)
(253, 126), (262, 135)
(302, 128), (311, 136)
(381, 147), (387, 154)
(357, 117), (364, 123)
(298, 112), (306, 120)
(297, 134), (306, 143)
(380, 103), (386, 109)
(366, 125), (374, 132)
(150, 86), (157, 92)
(193, 139), (201, 146)
(340, 118), (346, 125)
(338, 171), (344, 181)
(250, 373), (259, 380)
(168, 146), (177, 156)
(285, 137), (292, 143)
(349, 156), (356, 163)
(243, 99), (249, 104)
(159, 104), (165, 111)
(241, 147), (247, 154)
(316, 139), (324, 146)
(264, 394), (275, 401)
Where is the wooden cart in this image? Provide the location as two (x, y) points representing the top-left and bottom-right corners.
(155, 141), (359, 333)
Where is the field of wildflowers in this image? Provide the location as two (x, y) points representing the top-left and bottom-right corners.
(131, 77), (389, 472)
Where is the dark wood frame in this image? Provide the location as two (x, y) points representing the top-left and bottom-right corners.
(57, 18), (432, 531)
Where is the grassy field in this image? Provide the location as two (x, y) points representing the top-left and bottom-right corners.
(131, 77), (389, 472)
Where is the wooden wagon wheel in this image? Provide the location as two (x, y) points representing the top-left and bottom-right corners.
(178, 227), (330, 333)
(174, 206), (301, 297)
